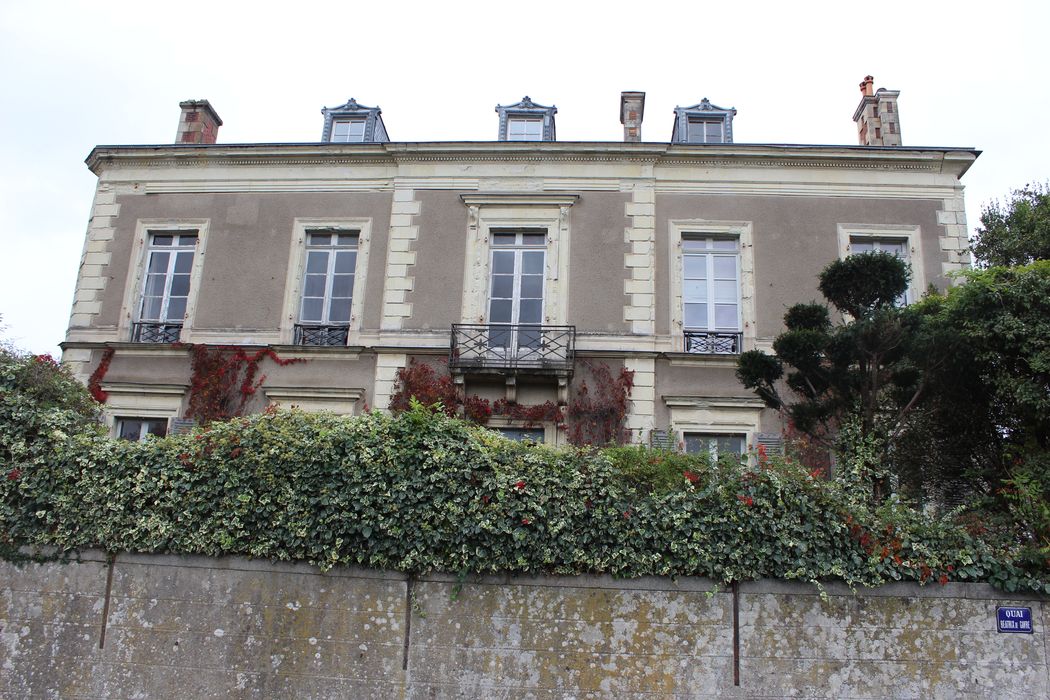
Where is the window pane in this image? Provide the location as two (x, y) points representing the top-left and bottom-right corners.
(141, 297), (163, 320)
(331, 274), (354, 297)
(148, 252), (170, 272)
(176, 234), (197, 246)
(173, 252), (194, 273)
(307, 232), (332, 246)
(497, 428), (545, 443)
(170, 274), (190, 297)
(684, 303), (707, 328)
(518, 299), (543, 324)
(520, 275), (543, 299)
(144, 273), (166, 297)
(713, 256), (738, 278)
(715, 304), (738, 329)
(684, 256), (707, 279)
(304, 274), (326, 297)
(337, 233), (359, 247)
(711, 239), (738, 251)
(714, 280), (737, 302)
(489, 299), (512, 323)
(851, 239), (874, 253)
(118, 420), (142, 441)
(491, 275), (513, 299)
(328, 302), (351, 323)
(521, 233), (546, 246)
(333, 251), (356, 274)
(683, 434), (710, 454)
(492, 251), (514, 273)
(717, 436), (745, 455)
(521, 252), (544, 274)
(166, 298), (187, 321)
(307, 251), (329, 273)
(684, 280), (707, 302)
(705, 121), (722, 142)
(683, 239), (709, 252)
(491, 233), (516, 246)
(301, 298), (323, 322)
(151, 235), (173, 247)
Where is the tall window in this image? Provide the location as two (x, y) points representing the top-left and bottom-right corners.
(330, 118), (366, 142)
(683, 237), (741, 353)
(684, 433), (745, 460)
(687, 118), (725, 143)
(297, 230), (358, 345)
(507, 118), (543, 141)
(135, 232), (197, 342)
(849, 235), (910, 304)
(488, 230), (545, 348)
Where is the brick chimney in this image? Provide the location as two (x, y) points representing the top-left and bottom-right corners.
(852, 76), (901, 146)
(620, 91), (645, 142)
(176, 100), (222, 144)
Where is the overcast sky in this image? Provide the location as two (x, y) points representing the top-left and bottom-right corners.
(2, 0), (1047, 356)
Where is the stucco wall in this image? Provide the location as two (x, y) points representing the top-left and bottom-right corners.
(2, 553), (1045, 698)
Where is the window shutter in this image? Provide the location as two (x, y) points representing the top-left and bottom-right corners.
(650, 429), (677, 450)
(755, 432), (783, 455)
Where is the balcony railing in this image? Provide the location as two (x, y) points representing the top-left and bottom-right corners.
(684, 331), (741, 355)
(294, 324), (349, 346)
(450, 324), (575, 374)
(132, 322), (183, 344)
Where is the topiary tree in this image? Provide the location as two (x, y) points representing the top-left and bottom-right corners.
(736, 252), (929, 498)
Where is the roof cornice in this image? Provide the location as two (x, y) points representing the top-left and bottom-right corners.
(85, 141), (980, 178)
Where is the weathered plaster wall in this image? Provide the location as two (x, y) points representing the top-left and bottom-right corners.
(2, 553), (1045, 698)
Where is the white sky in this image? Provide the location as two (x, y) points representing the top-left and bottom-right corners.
(2, 0), (1047, 356)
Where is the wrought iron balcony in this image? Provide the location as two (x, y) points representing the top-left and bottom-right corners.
(450, 324), (575, 375)
(294, 324), (349, 346)
(132, 322), (183, 344)
(684, 331), (741, 355)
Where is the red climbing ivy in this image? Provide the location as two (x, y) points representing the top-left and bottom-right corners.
(564, 361), (635, 446)
(184, 345), (304, 424)
(388, 358), (633, 446)
(86, 347), (115, 403)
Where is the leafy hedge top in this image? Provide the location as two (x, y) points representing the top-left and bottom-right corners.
(1, 348), (1045, 592)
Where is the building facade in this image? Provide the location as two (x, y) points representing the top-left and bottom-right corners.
(61, 82), (978, 453)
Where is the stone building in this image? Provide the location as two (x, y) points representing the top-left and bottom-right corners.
(61, 78), (977, 453)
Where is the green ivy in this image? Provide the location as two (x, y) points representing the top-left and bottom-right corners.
(2, 378), (1045, 592)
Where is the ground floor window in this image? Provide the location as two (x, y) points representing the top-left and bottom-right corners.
(495, 427), (545, 443)
(117, 417), (169, 442)
(684, 433), (745, 460)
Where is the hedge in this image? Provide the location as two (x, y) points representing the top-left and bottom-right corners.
(1, 351), (1046, 593)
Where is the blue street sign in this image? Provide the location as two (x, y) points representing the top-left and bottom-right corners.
(996, 607), (1033, 634)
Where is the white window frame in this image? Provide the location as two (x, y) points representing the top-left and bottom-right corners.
(119, 219), (210, 343)
(687, 118), (725, 144)
(837, 224), (924, 305)
(683, 432), (747, 460)
(487, 230), (548, 325)
(280, 218), (373, 344)
(116, 416), (170, 442)
(460, 195), (576, 327)
(669, 220), (755, 353)
(663, 395), (765, 457)
(100, 381), (184, 438)
(298, 230), (360, 326)
(330, 118), (366, 143)
(484, 416), (559, 445)
(681, 236), (742, 335)
(506, 117), (543, 141)
(136, 231), (198, 324)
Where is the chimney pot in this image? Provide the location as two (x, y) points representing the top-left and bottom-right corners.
(176, 99), (222, 145)
(859, 75), (874, 96)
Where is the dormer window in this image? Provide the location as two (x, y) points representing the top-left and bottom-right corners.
(330, 118), (366, 143)
(507, 117), (543, 141)
(673, 98), (737, 144)
(496, 96), (557, 142)
(687, 118), (724, 144)
(320, 98), (389, 143)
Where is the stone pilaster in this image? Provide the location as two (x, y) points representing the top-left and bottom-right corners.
(623, 357), (655, 443)
(372, 353), (408, 414)
(380, 188), (420, 330)
(623, 188), (656, 335)
(938, 195), (972, 280)
(68, 185), (118, 330)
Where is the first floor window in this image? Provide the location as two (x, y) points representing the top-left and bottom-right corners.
(135, 231), (197, 342)
(117, 417), (169, 442)
(683, 236), (741, 353)
(849, 235), (910, 304)
(488, 230), (546, 350)
(684, 433), (745, 460)
(297, 230), (358, 344)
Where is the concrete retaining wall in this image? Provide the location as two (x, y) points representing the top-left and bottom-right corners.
(2, 552), (1046, 698)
